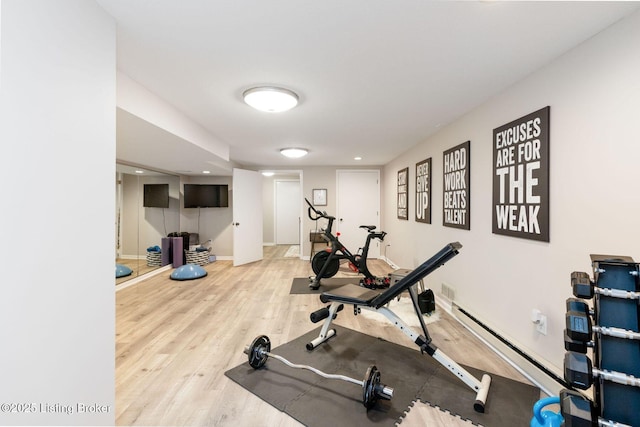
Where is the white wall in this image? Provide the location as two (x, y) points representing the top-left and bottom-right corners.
(0, 0), (115, 425)
(136, 174), (181, 256)
(180, 175), (233, 257)
(382, 10), (640, 381)
(299, 166), (384, 257)
(117, 72), (229, 162)
(119, 172), (181, 259)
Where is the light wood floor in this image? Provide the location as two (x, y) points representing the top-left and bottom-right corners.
(116, 246), (532, 426)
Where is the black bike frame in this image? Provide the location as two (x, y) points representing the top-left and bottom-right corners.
(306, 198), (385, 288)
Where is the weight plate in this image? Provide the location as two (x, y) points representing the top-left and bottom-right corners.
(363, 365), (381, 408)
(248, 335), (270, 369)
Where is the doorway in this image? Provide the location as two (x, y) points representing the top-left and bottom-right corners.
(275, 180), (301, 245)
(336, 170), (381, 258)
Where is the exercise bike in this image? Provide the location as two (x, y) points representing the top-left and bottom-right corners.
(306, 198), (390, 290)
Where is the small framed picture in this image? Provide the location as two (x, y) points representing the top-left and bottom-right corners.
(312, 188), (327, 206)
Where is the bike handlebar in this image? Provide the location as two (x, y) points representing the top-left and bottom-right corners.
(375, 231), (387, 241)
(305, 197), (386, 240)
(305, 198), (335, 221)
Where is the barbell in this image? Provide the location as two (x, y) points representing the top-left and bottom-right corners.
(244, 335), (394, 409)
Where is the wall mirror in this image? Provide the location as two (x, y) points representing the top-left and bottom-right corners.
(116, 163), (180, 284)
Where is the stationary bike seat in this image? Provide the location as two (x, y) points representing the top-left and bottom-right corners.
(359, 225), (376, 231)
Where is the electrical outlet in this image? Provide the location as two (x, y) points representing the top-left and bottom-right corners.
(536, 314), (547, 335)
(531, 309), (547, 335)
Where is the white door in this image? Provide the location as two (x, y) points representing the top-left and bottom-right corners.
(275, 180), (300, 245)
(232, 168), (263, 266)
(336, 170), (381, 258)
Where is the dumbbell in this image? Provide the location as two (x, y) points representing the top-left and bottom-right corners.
(571, 271), (640, 300)
(559, 389), (597, 427)
(564, 299), (596, 353)
(566, 298), (594, 317)
(559, 388), (634, 427)
(244, 335), (394, 409)
(559, 389), (602, 427)
(565, 310), (640, 343)
(564, 330), (594, 354)
(564, 351), (640, 390)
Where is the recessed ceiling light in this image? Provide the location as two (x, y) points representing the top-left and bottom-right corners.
(243, 86), (299, 113)
(354, 156), (362, 161)
(135, 170), (144, 174)
(202, 170), (211, 174)
(262, 171), (275, 177)
(280, 148), (308, 158)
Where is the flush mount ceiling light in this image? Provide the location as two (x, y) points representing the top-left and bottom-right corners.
(280, 148), (308, 158)
(243, 86), (299, 112)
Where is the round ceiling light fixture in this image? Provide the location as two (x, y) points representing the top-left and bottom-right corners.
(243, 86), (299, 113)
(280, 148), (308, 158)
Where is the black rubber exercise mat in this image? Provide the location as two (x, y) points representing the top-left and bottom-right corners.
(225, 325), (540, 426)
(289, 277), (360, 294)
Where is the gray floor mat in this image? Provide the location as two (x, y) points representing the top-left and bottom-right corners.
(225, 325), (539, 426)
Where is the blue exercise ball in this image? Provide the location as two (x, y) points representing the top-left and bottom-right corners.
(116, 263), (133, 278)
(170, 264), (207, 281)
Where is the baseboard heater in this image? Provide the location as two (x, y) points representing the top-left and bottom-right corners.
(454, 303), (567, 396)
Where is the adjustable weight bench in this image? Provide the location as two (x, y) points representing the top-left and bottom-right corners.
(306, 242), (492, 413)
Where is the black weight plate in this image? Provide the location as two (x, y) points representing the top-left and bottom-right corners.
(362, 365), (380, 409)
(248, 335), (270, 369)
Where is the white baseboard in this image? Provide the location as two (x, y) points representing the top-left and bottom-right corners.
(115, 265), (171, 292)
(119, 254), (145, 260)
(380, 256), (400, 270)
(447, 301), (563, 397)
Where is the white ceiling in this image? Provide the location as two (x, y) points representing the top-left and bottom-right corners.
(100, 0), (640, 176)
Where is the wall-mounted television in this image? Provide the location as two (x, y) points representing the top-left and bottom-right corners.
(183, 184), (229, 208)
(143, 183), (170, 208)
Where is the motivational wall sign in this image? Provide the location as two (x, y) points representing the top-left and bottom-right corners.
(492, 106), (550, 241)
(415, 158), (431, 223)
(397, 167), (408, 220)
(443, 141), (470, 229)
